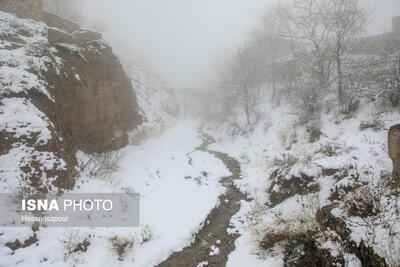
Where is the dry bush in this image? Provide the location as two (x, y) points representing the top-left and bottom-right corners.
(298, 194), (321, 231)
(346, 178), (400, 266)
(141, 225), (153, 243)
(109, 236), (134, 261)
(58, 229), (89, 264)
(384, 233), (400, 267)
(108, 226), (153, 261)
(269, 153), (299, 181)
(346, 179), (399, 230)
(249, 194), (321, 251)
(271, 154), (299, 171)
(359, 118), (384, 131)
(77, 150), (125, 180)
(316, 142), (354, 157)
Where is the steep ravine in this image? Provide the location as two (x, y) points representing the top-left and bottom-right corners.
(157, 131), (250, 267)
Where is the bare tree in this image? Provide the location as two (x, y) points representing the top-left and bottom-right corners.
(220, 45), (265, 129)
(326, 0), (369, 103)
(252, 7), (289, 104)
(377, 57), (400, 107)
(276, 0), (334, 91)
(271, 0), (369, 101)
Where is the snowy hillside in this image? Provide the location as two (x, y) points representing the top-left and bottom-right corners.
(123, 63), (179, 143)
(2, 0), (400, 266)
(204, 96), (400, 266)
(1, 121), (232, 266)
(0, 11), (69, 193)
(0, 9), (144, 194)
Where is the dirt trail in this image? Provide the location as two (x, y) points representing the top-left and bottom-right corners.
(157, 131), (249, 267)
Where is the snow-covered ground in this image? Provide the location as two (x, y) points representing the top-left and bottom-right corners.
(0, 12), (232, 266)
(1, 7), (400, 267)
(205, 100), (400, 266)
(0, 120), (231, 266)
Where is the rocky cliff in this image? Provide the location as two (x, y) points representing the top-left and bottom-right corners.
(0, 11), (142, 192)
(0, 0), (43, 21)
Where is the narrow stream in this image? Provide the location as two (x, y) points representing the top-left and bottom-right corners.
(157, 130), (250, 267)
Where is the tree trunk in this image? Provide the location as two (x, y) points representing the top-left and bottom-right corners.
(271, 67), (276, 104)
(336, 53), (343, 104)
(244, 106), (250, 126)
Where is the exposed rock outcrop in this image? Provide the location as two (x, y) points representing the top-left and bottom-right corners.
(42, 12), (142, 153)
(0, 11), (141, 192)
(0, 0), (43, 21)
(388, 124), (400, 185)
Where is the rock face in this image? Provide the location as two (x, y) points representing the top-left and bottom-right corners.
(388, 124), (400, 184)
(42, 12), (142, 153)
(0, 0), (43, 21)
(0, 11), (142, 192)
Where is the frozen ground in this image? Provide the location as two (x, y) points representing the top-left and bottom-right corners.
(1, 9), (399, 267)
(204, 101), (400, 266)
(0, 120), (231, 266)
(2, 101), (399, 266)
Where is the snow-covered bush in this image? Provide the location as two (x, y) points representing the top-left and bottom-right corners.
(270, 154), (299, 178)
(109, 236), (134, 261)
(316, 142), (354, 157)
(140, 225), (153, 243)
(59, 229), (89, 265)
(376, 58), (400, 107)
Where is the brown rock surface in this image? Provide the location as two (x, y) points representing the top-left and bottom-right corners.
(42, 12), (142, 153)
(0, 0), (43, 21)
(388, 124), (400, 184)
(0, 12), (142, 192)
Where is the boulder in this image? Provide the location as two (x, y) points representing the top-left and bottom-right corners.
(388, 124), (400, 185)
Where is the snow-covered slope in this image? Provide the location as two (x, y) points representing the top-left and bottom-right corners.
(0, 11), (70, 193)
(0, 121), (231, 267)
(205, 98), (400, 266)
(123, 63), (179, 143)
(0, 10), (144, 194)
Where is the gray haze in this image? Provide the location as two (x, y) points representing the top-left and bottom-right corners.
(80, 0), (400, 89)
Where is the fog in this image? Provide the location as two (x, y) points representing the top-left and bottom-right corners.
(79, 0), (400, 89)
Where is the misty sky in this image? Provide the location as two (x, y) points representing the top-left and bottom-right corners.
(81, 0), (400, 89)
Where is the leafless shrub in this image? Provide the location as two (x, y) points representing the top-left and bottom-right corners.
(109, 236), (134, 261)
(141, 225), (153, 243)
(340, 89), (361, 115)
(316, 142), (354, 157)
(77, 150), (125, 180)
(359, 117), (384, 131)
(384, 233), (400, 267)
(271, 154), (299, 174)
(298, 194), (321, 231)
(346, 179), (400, 254)
(219, 45), (265, 130)
(376, 58), (400, 108)
(58, 229), (89, 264)
(251, 194), (321, 249)
(245, 200), (268, 229)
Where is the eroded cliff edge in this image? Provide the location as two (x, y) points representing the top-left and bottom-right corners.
(0, 11), (142, 192)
